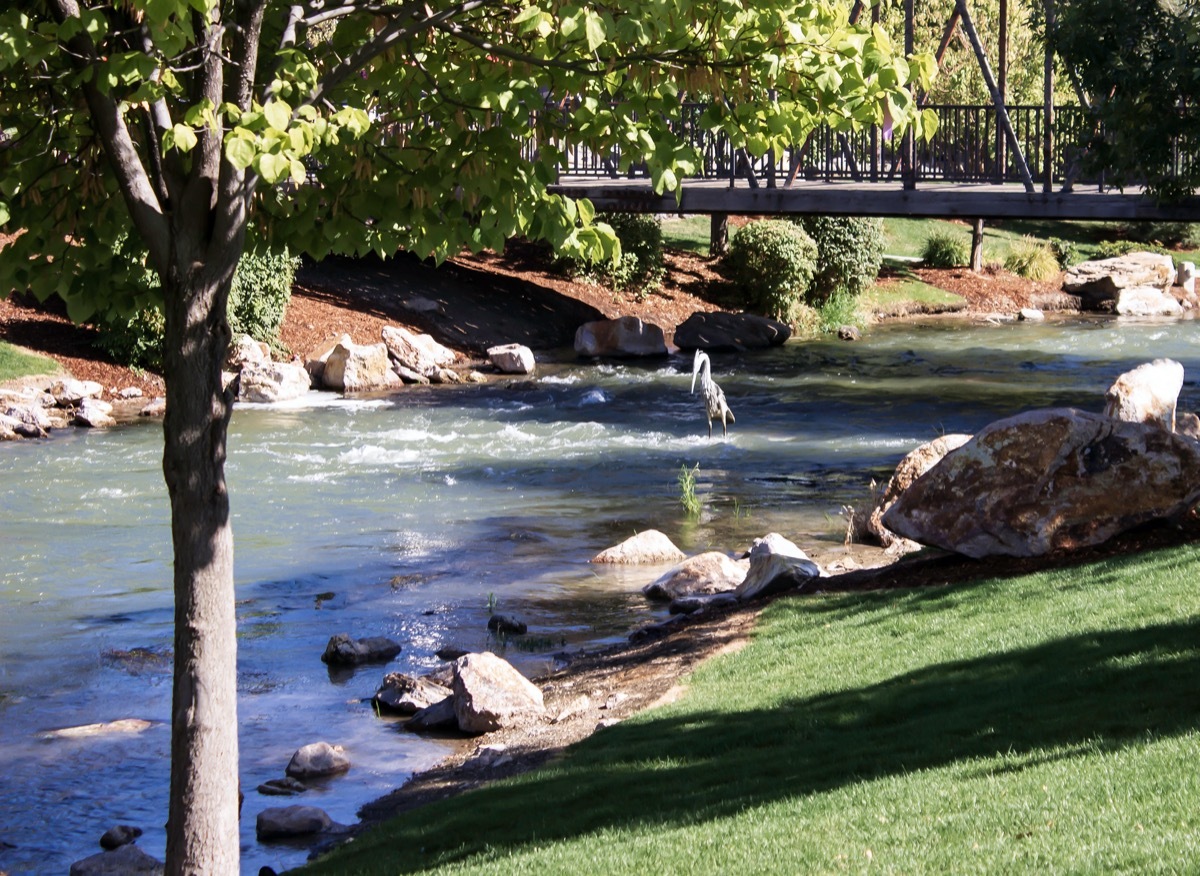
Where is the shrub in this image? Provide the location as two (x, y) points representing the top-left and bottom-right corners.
(922, 231), (968, 267)
(721, 220), (818, 322)
(794, 216), (885, 303)
(93, 243), (298, 370)
(561, 212), (665, 298)
(817, 289), (866, 333)
(1003, 237), (1060, 281)
(1095, 239), (1169, 259)
(1048, 237), (1079, 269)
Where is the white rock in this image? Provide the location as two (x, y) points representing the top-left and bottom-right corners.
(1115, 286), (1183, 317)
(227, 334), (270, 368)
(1103, 359), (1185, 432)
(453, 652), (545, 734)
(322, 341), (401, 392)
(643, 551), (748, 601)
(382, 325), (456, 377)
(50, 378), (103, 406)
(285, 741), (350, 779)
(487, 343), (536, 375)
(74, 398), (116, 428)
(1018, 308), (1045, 321)
(590, 530), (686, 564)
(238, 361), (311, 403)
(735, 533), (824, 601)
(574, 316), (668, 358)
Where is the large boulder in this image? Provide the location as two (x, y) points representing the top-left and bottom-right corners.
(256, 805), (336, 840)
(304, 334), (353, 384)
(373, 672), (452, 715)
(1114, 286), (1184, 317)
(882, 408), (1200, 558)
(50, 378), (103, 406)
(69, 844), (163, 875)
(74, 398), (116, 428)
(867, 433), (973, 554)
(591, 530), (686, 564)
(452, 652), (545, 734)
(320, 633), (402, 666)
(285, 741), (351, 779)
(1104, 359), (1185, 432)
(238, 361), (311, 403)
(673, 312), (791, 351)
(487, 343), (536, 374)
(642, 551), (748, 601)
(227, 334), (270, 369)
(382, 325), (456, 377)
(574, 316), (668, 358)
(1063, 252), (1176, 311)
(734, 533), (823, 601)
(322, 341), (401, 392)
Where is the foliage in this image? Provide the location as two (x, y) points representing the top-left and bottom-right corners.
(677, 464), (701, 518)
(1048, 237), (1079, 268)
(1003, 237), (1060, 280)
(306, 540), (1200, 875)
(563, 213), (665, 298)
(817, 289), (866, 333)
(795, 216), (886, 303)
(1040, 0), (1200, 201)
(922, 231), (969, 267)
(722, 221), (818, 322)
(0, 340), (60, 382)
(1095, 239), (1170, 259)
(93, 246), (298, 370)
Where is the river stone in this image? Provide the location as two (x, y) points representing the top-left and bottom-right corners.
(673, 311), (791, 351)
(382, 324), (456, 377)
(322, 341), (401, 392)
(405, 694), (459, 732)
(238, 361), (311, 403)
(452, 652), (545, 734)
(373, 672), (452, 715)
(69, 843), (163, 875)
(574, 316), (668, 358)
(882, 408), (1200, 558)
(590, 530), (686, 564)
(256, 805), (335, 840)
(42, 718), (153, 739)
(99, 825), (143, 850)
(75, 397), (116, 428)
(139, 397), (166, 417)
(227, 334), (269, 369)
(320, 633), (402, 666)
(304, 333), (353, 384)
(487, 343), (536, 374)
(867, 433), (973, 554)
(50, 378), (103, 406)
(1064, 252), (1176, 310)
(258, 777), (308, 796)
(1103, 359), (1185, 431)
(1018, 307), (1045, 321)
(487, 614), (528, 635)
(642, 551), (748, 601)
(1115, 285), (1183, 317)
(285, 741), (350, 779)
(1180, 261), (1197, 296)
(735, 533), (823, 601)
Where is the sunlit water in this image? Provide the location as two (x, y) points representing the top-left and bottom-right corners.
(2, 314), (1198, 874)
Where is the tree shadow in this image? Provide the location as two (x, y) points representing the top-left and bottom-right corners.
(321, 607), (1200, 872)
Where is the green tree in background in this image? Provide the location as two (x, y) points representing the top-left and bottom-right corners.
(0, 1), (932, 870)
(1042, 0), (1200, 200)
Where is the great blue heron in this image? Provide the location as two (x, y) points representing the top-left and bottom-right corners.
(690, 350), (735, 438)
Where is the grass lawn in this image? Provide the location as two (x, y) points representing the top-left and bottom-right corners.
(0, 340), (60, 383)
(307, 540), (1200, 875)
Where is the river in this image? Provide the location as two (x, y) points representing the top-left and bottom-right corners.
(1, 314), (1197, 874)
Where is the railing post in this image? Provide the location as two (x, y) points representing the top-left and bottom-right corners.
(1043, 0), (1056, 192)
(904, 0), (917, 190)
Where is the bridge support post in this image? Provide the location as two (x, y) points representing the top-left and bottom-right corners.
(710, 214), (729, 256)
(971, 219), (985, 272)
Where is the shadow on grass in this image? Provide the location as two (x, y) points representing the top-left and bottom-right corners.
(315, 595), (1200, 873)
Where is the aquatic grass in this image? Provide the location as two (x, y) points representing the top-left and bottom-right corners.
(0, 340), (60, 382)
(677, 463), (701, 518)
(306, 540), (1200, 875)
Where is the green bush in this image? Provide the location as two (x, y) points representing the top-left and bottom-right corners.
(794, 216), (885, 303)
(1119, 222), (1200, 249)
(1003, 237), (1060, 281)
(1096, 239), (1170, 259)
(561, 212), (665, 298)
(817, 289), (866, 333)
(721, 220), (818, 322)
(1048, 237), (1079, 269)
(922, 231), (968, 267)
(93, 243), (298, 370)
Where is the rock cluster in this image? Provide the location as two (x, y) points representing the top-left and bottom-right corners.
(1, 378), (161, 441)
(1062, 251), (1196, 316)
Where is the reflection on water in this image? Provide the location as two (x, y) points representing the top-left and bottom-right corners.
(1, 315), (1198, 873)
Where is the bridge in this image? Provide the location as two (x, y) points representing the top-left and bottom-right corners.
(549, 0), (1200, 224)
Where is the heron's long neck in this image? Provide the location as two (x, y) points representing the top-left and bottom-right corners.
(701, 356), (711, 382)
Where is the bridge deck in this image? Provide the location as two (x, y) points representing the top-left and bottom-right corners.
(550, 177), (1200, 222)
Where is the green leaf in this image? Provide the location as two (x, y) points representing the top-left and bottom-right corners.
(583, 11), (606, 52)
(263, 100), (292, 132)
(225, 136), (257, 170)
(169, 123), (197, 153)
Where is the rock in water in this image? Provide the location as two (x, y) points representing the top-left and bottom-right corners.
(69, 844), (163, 875)
(642, 552), (747, 601)
(453, 652), (545, 734)
(1103, 359), (1185, 432)
(883, 408), (1200, 558)
(590, 530), (686, 564)
(285, 741), (351, 779)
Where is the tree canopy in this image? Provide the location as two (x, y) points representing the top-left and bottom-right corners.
(0, 0), (932, 871)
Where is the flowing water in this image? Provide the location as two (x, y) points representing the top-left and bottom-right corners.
(2, 314), (1199, 874)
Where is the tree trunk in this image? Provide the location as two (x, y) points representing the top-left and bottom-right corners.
(971, 218), (985, 272)
(161, 260), (241, 875)
(709, 213), (729, 256)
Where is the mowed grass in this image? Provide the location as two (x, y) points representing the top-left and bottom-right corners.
(0, 340), (60, 382)
(306, 541), (1200, 875)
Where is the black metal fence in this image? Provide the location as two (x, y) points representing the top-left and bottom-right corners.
(550, 102), (1105, 187)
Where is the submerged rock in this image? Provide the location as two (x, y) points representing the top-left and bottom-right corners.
(321, 633), (402, 666)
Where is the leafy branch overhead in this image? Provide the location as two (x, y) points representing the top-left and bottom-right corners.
(0, 0), (932, 321)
